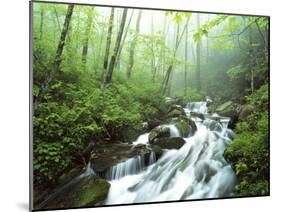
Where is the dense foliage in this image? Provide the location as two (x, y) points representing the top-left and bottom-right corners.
(224, 84), (269, 196)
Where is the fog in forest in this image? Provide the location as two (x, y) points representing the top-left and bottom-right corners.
(32, 2), (269, 210)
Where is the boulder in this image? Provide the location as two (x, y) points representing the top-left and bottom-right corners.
(167, 104), (186, 118)
(171, 116), (197, 137)
(119, 123), (148, 143)
(151, 145), (163, 158)
(39, 176), (110, 209)
(238, 104), (254, 121)
(89, 142), (151, 176)
(215, 101), (241, 129)
(152, 137), (185, 149)
(148, 125), (170, 143)
(190, 112), (205, 120)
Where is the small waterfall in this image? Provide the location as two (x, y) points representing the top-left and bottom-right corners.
(167, 124), (181, 137)
(79, 161), (95, 178)
(149, 152), (156, 165)
(185, 102), (208, 114)
(106, 101), (236, 204)
(107, 155), (145, 180)
(132, 133), (149, 145)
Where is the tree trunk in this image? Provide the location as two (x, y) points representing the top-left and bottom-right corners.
(126, 10), (142, 78)
(81, 8), (94, 68)
(162, 24), (180, 95)
(162, 20), (188, 95)
(53, 6), (62, 32)
(103, 8), (128, 85)
(184, 25), (189, 96)
(196, 14), (201, 92)
(103, 8), (115, 76)
(249, 25), (254, 94)
(34, 5), (74, 110)
(115, 10), (134, 70)
(39, 8), (44, 40)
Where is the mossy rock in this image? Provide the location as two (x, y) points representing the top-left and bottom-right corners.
(238, 104), (254, 121)
(152, 145), (163, 158)
(170, 116), (197, 137)
(148, 125), (170, 143)
(153, 137), (185, 149)
(39, 176), (110, 210)
(167, 105), (186, 118)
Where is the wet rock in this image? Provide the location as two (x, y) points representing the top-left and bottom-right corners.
(190, 112), (205, 120)
(171, 116), (197, 137)
(151, 145), (163, 158)
(152, 137), (185, 149)
(215, 101), (241, 129)
(148, 125), (171, 143)
(167, 104), (186, 118)
(40, 176), (110, 209)
(89, 143), (150, 176)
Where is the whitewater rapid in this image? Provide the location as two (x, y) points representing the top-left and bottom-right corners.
(105, 101), (236, 204)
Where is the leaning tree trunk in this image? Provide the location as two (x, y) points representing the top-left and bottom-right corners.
(196, 13), (201, 92)
(126, 10), (142, 78)
(115, 10), (134, 70)
(34, 4), (74, 110)
(103, 8), (128, 85)
(162, 20), (188, 95)
(81, 8), (94, 68)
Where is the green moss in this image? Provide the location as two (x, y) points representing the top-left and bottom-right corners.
(78, 177), (111, 206)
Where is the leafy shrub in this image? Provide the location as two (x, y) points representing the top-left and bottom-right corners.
(224, 84), (269, 196)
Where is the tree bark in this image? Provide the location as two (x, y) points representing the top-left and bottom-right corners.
(102, 8), (115, 77)
(34, 5), (74, 110)
(103, 8), (128, 85)
(126, 10), (142, 78)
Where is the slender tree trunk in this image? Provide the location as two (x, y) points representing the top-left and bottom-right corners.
(53, 6), (62, 32)
(103, 8), (128, 85)
(34, 5), (74, 110)
(81, 8), (94, 68)
(162, 20), (188, 95)
(196, 14), (201, 92)
(102, 8), (115, 78)
(184, 25), (189, 96)
(249, 26), (254, 94)
(162, 24), (180, 95)
(115, 10), (134, 70)
(39, 8), (44, 40)
(126, 10), (142, 78)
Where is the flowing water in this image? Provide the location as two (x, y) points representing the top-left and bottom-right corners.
(106, 101), (236, 204)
